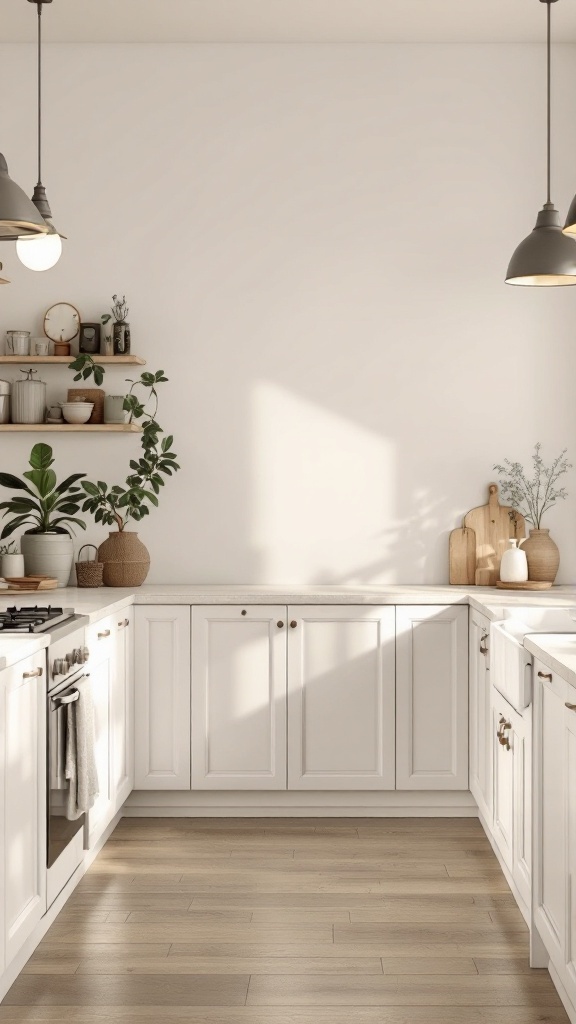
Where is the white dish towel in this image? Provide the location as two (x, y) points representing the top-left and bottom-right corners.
(65, 676), (99, 820)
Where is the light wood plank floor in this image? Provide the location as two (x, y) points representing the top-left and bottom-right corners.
(0, 817), (569, 1024)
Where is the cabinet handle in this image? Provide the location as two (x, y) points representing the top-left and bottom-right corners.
(479, 644), (488, 655)
(117, 618), (129, 628)
(538, 671), (553, 681)
(98, 629), (111, 639)
(290, 620), (297, 629)
(241, 609), (247, 616)
(566, 703), (576, 712)
(23, 666), (43, 678)
(277, 621), (284, 629)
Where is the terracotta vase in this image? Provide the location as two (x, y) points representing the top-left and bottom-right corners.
(522, 528), (560, 583)
(97, 531), (150, 587)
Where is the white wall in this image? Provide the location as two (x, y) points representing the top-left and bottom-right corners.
(0, 43), (575, 584)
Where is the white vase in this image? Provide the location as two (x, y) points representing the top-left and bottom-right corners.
(499, 538), (528, 583)
(0, 553), (25, 578)
(20, 533), (74, 587)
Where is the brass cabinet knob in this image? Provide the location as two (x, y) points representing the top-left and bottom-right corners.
(290, 620), (297, 629)
(277, 621), (284, 629)
(98, 629), (111, 639)
(566, 703), (576, 712)
(23, 666), (43, 679)
(241, 609), (247, 616)
(538, 671), (553, 681)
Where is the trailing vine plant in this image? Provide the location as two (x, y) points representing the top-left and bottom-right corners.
(80, 370), (180, 532)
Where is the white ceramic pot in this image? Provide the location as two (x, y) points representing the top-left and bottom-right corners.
(499, 538), (529, 583)
(0, 553), (25, 578)
(21, 532), (74, 586)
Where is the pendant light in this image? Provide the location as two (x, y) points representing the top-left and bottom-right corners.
(506, 0), (576, 286)
(0, 153), (48, 240)
(16, 0), (64, 272)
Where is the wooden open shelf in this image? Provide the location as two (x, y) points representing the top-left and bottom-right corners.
(0, 355), (146, 365)
(0, 423), (141, 433)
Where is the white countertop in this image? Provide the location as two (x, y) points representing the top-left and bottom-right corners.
(1, 582), (576, 669)
(1, 583), (576, 619)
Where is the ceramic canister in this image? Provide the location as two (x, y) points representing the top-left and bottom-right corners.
(0, 379), (10, 424)
(11, 370), (46, 424)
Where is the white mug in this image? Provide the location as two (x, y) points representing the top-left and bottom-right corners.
(33, 338), (50, 356)
(6, 331), (30, 355)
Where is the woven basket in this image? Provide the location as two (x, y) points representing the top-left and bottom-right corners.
(75, 544), (104, 588)
(67, 388), (105, 424)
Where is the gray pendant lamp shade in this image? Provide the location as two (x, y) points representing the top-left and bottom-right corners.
(505, 0), (576, 285)
(0, 154), (49, 240)
(563, 192), (576, 236)
(506, 202), (576, 285)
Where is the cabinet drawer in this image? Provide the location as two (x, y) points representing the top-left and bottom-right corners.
(86, 615), (115, 664)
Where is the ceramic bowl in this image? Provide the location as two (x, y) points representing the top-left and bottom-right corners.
(61, 402), (94, 424)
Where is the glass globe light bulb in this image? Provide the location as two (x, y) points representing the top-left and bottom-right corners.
(16, 226), (62, 272)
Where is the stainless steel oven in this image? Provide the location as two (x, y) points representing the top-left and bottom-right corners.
(46, 622), (90, 905)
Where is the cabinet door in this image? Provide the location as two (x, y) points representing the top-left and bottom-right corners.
(396, 606), (468, 790)
(86, 649), (114, 847)
(565, 696), (576, 1004)
(134, 606), (191, 790)
(491, 697), (514, 874)
(287, 606), (395, 790)
(112, 614), (134, 810)
(2, 651), (47, 967)
(469, 609), (492, 822)
(533, 660), (566, 964)
(191, 606), (287, 790)
(512, 703), (531, 910)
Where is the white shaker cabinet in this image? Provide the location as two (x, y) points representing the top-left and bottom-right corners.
(1, 650), (47, 970)
(396, 606), (468, 790)
(287, 606), (395, 790)
(191, 606), (287, 789)
(533, 660), (567, 967)
(469, 609), (492, 823)
(112, 615), (134, 811)
(565, 694), (576, 1006)
(134, 606), (191, 790)
(85, 617), (115, 847)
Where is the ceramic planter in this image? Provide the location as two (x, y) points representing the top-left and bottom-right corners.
(522, 528), (560, 583)
(0, 553), (25, 578)
(20, 532), (74, 587)
(97, 531), (150, 586)
(113, 322), (131, 355)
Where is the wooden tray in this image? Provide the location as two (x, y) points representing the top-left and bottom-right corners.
(0, 575), (59, 595)
(496, 580), (553, 591)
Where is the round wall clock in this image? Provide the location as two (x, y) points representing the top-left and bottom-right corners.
(43, 302), (81, 343)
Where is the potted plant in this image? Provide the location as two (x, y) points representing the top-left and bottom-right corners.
(80, 370), (179, 586)
(0, 444), (86, 586)
(494, 443), (571, 583)
(0, 541), (24, 579)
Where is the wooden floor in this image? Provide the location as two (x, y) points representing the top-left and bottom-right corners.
(0, 817), (569, 1023)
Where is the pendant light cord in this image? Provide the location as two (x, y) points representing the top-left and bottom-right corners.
(547, 0), (551, 205)
(36, 1), (42, 186)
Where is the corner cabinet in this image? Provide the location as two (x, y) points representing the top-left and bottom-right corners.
(396, 606), (468, 790)
(191, 606), (287, 789)
(134, 606), (191, 790)
(0, 649), (47, 971)
(287, 606), (395, 790)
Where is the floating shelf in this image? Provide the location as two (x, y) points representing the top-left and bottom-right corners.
(0, 355), (146, 365)
(0, 424), (141, 433)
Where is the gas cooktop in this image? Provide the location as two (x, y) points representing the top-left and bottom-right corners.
(0, 606), (76, 634)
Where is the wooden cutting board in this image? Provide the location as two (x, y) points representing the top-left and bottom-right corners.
(0, 575), (58, 595)
(464, 484), (526, 587)
(449, 526), (476, 585)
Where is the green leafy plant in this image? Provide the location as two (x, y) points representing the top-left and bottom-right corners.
(494, 443), (572, 528)
(68, 352), (105, 387)
(0, 444), (86, 540)
(80, 370), (179, 532)
(0, 541), (18, 555)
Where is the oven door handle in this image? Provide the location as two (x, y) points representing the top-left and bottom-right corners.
(51, 689), (80, 710)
